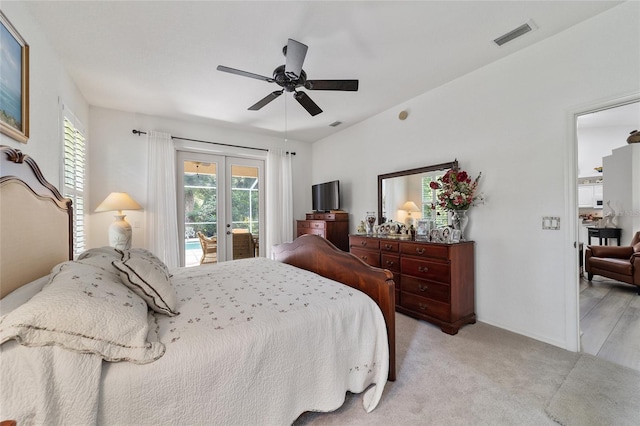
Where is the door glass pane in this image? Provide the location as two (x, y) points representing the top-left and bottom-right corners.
(230, 164), (259, 260)
(184, 161), (218, 267)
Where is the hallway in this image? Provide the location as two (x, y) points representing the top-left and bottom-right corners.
(580, 276), (640, 372)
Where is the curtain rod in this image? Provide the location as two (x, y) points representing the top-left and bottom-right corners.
(132, 129), (296, 155)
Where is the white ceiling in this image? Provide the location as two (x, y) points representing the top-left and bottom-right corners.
(24, 1), (624, 143)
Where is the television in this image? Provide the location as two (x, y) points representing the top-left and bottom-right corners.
(312, 180), (340, 212)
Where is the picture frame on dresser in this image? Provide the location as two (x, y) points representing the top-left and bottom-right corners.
(0, 11), (29, 143)
(441, 226), (451, 243)
(451, 229), (461, 243)
(416, 219), (430, 236)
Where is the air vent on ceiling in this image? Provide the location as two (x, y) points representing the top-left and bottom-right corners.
(494, 21), (535, 46)
(329, 121), (342, 127)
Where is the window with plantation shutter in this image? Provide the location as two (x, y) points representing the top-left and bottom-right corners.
(422, 175), (448, 227)
(62, 113), (86, 256)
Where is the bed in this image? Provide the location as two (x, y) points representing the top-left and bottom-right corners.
(0, 145), (396, 425)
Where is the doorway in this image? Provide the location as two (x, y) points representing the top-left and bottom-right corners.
(177, 151), (265, 267)
(575, 99), (640, 371)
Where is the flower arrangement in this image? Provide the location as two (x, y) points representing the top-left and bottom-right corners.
(430, 168), (482, 211)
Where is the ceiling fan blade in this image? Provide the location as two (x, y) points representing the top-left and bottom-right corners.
(294, 91), (322, 116)
(284, 39), (308, 79)
(217, 65), (274, 83)
(248, 90), (283, 111)
(305, 79), (359, 91)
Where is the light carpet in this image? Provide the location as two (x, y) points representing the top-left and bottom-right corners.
(545, 353), (640, 426)
(294, 313), (638, 425)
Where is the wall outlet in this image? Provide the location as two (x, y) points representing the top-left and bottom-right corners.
(542, 216), (560, 230)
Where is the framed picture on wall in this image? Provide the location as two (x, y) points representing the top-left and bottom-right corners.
(0, 11), (29, 143)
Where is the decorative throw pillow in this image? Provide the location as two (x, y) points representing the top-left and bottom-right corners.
(0, 261), (165, 364)
(113, 249), (179, 316)
(76, 246), (124, 277)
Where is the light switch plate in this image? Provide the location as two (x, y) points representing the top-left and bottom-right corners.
(542, 216), (560, 230)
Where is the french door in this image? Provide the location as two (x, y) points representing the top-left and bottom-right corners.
(177, 151), (264, 267)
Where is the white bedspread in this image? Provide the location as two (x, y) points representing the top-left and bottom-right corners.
(1, 257), (389, 424)
(0, 340), (103, 425)
(98, 257), (389, 424)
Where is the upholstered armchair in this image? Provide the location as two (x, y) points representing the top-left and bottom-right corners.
(585, 231), (640, 294)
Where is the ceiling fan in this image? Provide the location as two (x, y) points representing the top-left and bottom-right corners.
(217, 39), (358, 117)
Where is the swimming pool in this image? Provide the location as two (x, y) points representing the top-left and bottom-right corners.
(185, 241), (201, 250)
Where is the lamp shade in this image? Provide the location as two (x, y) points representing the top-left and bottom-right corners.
(95, 192), (141, 250)
(95, 192), (142, 213)
(400, 201), (419, 212)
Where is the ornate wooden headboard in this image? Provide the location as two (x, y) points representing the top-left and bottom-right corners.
(0, 146), (73, 298)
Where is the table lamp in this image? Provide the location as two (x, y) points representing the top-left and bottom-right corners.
(95, 192), (142, 250)
(401, 201), (420, 227)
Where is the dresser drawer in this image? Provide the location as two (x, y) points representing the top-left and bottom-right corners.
(381, 253), (400, 272)
(401, 292), (450, 322)
(350, 247), (380, 267)
(350, 236), (380, 250)
(297, 221), (310, 229)
(380, 240), (400, 253)
(401, 275), (449, 303)
(298, 230), (324, 238)
(308, 221), (325, 229)
(401, 257), (450, 284)
(400, 242), (449, 260)
(307, 228), (326, 237)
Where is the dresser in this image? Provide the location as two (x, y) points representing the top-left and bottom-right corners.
(349, 235), (475, 334)
(297, 212), (349, 251)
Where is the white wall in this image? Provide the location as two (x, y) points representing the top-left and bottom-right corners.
(0, 3), (88, 185)
(578, 125), (631, 178)
(88, 107), (312, 249)
(311, 2), (640, 350)
(603, 143), (640, 242)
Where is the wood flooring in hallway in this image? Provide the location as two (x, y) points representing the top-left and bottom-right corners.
(580, 276), (640, 372)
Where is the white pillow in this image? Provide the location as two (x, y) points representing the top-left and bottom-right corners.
(0, 275), (49, 315)
(113, 249), (179, 316)
(76, 246), (124, 277)
(0, 261), (165, 364)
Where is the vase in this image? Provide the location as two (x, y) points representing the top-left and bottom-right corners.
(365, 211), (376, 234)
(451, 210), (469, 241)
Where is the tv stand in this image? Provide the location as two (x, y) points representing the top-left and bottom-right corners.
(297, 212), (349, 251)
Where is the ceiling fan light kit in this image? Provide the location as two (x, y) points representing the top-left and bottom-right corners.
(217, 39), (359, 116)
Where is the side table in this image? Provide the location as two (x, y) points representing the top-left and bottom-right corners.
(587, 227), (621, 246)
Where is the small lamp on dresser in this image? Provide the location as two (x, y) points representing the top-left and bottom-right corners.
(400, 201), (420, 227)
(95, 192), (142, 250)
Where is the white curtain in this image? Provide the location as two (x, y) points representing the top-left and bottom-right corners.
(146, 131), (180, 268)
(265, 148), (293, 258)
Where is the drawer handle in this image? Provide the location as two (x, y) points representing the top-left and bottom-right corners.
(418, 284), (429, 292)
(418, 303), (428, 311)
(384, 244), (393, 250)
(361, 256), (368, 261)
(416, 248), (425, 255)
(418, 266), (429, 273)
(385, 260), (395, 267)
(361, 241), (367, 246)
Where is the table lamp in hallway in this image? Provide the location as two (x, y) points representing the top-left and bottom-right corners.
(95, 192), (142, 250)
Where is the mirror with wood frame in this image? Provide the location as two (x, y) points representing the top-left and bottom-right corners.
(377, 160), (458, 226)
